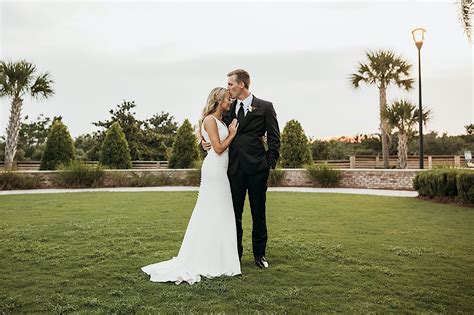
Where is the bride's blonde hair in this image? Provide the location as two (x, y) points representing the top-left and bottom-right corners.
(197, 87), (227, 139)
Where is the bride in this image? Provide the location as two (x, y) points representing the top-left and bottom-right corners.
(141, 87), (241, 285)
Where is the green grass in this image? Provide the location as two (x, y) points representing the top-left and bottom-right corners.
(0, 192), (473, 313)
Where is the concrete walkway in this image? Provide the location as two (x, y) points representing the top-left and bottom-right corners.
(0, 186), (418, 197)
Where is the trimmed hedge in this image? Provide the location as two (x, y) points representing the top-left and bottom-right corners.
(457, 172), (474, 204)
(413, 169), (474, 204)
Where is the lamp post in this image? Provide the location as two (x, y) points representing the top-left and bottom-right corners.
(412, 27), (426, 169)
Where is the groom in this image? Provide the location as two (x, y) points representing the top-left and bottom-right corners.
(202, 69), (280, 269)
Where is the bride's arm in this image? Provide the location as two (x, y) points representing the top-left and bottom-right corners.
(203, 116), (236, 155)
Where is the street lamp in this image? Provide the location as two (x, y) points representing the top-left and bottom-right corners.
(412, 27), (426, 169)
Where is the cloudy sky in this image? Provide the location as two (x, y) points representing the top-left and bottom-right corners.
(0, 0), (472, 140)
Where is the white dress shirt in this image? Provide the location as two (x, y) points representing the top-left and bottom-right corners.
(235, 93), (253, 117)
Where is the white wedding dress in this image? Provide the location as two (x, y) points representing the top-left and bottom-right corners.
(141, 115), (241, 284)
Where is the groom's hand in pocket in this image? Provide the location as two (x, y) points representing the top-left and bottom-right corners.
(201, 137), (211, 151)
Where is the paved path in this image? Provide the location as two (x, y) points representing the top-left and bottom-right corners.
(0, 186), (418, 197)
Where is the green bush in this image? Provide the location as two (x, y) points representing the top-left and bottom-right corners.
(168, 119), (200, 169)
(268, 168), (285, 187)
(280, 120), (312, 168)
(99, 122), (132, 169)
(0, 170), (42, 190)
(413, 169), (474, 204)
(306, 163), (342, 188)
(40, 120), (75, 170)
(457, 172), (474, 204)
(54, 160), (105, 188)
(414, 171), (432, 196)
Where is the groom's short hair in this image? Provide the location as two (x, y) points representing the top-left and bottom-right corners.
(227, 69), (250, 89)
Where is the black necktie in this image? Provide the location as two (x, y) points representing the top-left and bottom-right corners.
(237, 102), (245, 123)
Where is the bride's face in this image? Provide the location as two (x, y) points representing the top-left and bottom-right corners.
(219, 91), (232, 112)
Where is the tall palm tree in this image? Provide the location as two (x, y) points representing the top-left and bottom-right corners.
(382, 100), (431, 169)
(350, 50), (414, 168)
(0, 60), (54, 169)
(458, 0), (473, 44)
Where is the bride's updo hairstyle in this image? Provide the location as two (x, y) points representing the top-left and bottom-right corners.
(198, 87), (227, 138)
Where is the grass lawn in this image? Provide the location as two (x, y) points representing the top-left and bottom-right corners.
(0, 191), (473, 313)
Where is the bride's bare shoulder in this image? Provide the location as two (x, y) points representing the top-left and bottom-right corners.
(203, 115), (217, 125)
(202, 115), (217, 132)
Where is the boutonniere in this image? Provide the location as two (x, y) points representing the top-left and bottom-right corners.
(248, 105), (257, 113)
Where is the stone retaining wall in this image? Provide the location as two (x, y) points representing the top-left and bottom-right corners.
(9, 168), (425, 191)
(281, 169), (423, 190)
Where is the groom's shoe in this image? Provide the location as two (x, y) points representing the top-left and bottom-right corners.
(255, 256), (269, 269)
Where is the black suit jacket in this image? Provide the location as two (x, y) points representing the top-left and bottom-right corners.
(223, 95), (281, 176)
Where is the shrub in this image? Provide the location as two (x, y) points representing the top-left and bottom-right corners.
(0, 170), (42, 190)
(280, 120), (312, 168)
(267, 168), (285, 187)
(457, 172), (474, 204)
(54, 160), (105, 188)
(99, 122), (132, 169)
(413, 169), (474, 204)
(40, 120), (75, 170)
(306, 163), (342, 188)
(168, 119), (200, 169)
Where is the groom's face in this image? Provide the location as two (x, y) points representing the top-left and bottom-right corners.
(227, 75), (243, 99)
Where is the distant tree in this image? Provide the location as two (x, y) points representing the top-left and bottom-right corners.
(350, 50), (414, 168)
(168, 119), (200, 169)
(99, 122), (132, 169)
(280, 120), (312, 168)
(40, 120), (75, 170)
(382, 99), (431, 168)
(15, 114), (61, 161)
(0, 60), (54, 169)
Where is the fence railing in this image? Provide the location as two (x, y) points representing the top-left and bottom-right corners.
(0, 160), (169, 171)
(347, 155), (468, 169)
(0, 155), (469, 170)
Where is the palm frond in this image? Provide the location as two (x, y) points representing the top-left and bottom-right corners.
(395, 78), (415, 91)
(458, 0), (473, 44)
(0, 59), (54, 99)
(383, 99), (431, 133)
(30, 72), (54, 100)
(0, 59), (37, 98)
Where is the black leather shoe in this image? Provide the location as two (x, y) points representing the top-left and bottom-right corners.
(255, 256), (269, 269)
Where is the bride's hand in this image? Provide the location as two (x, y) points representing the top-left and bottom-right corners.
(228, 119), (238, 137)
(201, 137), (211, 151)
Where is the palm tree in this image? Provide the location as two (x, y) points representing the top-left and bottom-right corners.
(0, 60), (54, 169)
(458, 0), (473, 44)
(382, 100), (431, 169)
(350, 50), (415, 168)
(465, 124), (474, 135)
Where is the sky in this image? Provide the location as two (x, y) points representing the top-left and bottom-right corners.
(0, 0), (472, 140)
